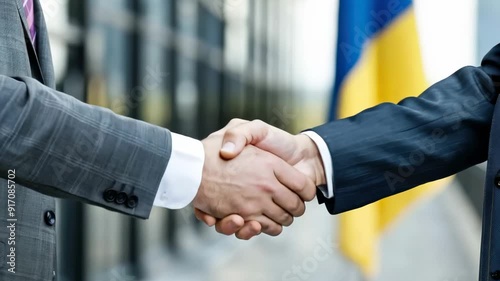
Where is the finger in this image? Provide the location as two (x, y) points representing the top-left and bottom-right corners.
(260, 199), (294, 227)
(220, 120), (270, 160)
(214, 215), (245, 235)
(273, 158), (317, 202)
(235, 221), (262, 240)
(270, 180), (306, 218)
(194, 208), (217, 227)
(251, 215), (284, 236)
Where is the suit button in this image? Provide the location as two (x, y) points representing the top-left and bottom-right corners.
(491, 270), (500, 280)
(103, 189), (117, 202)
(44, 211), (56, 226)
(115, 192), (128, 205)
(126, 195), (139, 209)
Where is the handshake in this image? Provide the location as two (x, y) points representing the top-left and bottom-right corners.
(192, 119), (327, 240)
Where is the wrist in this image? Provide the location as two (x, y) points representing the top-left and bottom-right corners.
(295, 134), (326, 186)
(193, 139), (212, 210)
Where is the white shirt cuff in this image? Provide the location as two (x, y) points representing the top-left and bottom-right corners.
(301, 131), (334, 199)
(153, 132), (205, 209)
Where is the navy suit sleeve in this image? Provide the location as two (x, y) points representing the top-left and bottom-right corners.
(311, 43), (500, 215)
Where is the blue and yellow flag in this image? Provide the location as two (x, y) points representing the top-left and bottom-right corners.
(331, 0), (450, 277)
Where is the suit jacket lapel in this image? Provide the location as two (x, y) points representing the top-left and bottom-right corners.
(33, 0), (56, 88)
(15, 0), (47, 86)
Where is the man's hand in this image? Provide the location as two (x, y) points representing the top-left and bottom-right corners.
(195, 119), (326, 239)
(220, 120), (326, 186)
(193, 130), (316, 236)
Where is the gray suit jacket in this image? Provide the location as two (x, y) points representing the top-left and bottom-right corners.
(0, 0), (173, 280)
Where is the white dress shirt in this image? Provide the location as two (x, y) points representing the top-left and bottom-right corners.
(153, 133), (205, 209)
(300, 131), (334, 199)
(153, 132), (334, 210)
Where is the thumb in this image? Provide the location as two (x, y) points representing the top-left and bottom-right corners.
(220, 120), (270, 160)
(220, 120), (298, 164)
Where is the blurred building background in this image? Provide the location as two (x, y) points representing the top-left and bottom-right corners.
(39, 0), (500, 280)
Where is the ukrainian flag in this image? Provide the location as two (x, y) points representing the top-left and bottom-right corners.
(330, 0), (451, 277)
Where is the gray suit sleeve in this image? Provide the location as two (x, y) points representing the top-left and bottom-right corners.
(311, 63), (498, 214)
(0, 75), (172, 219)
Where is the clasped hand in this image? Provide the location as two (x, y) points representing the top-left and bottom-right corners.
(192, 119), (326, 240)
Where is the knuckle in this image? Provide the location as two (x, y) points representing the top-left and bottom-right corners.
(269, 226), (283, 236)
(252, 119), (264, 125)
(228, 118), (239, 124)
(229, 118), (246, 126)
(258, 182), (276, 195)
(264, 157), (279, 170)
(305, 188), (316, 201)
(238, 203), (257, 218)
(296, 176), (308, 192)
(251, 119), (267, 132)
(292, 200), (305, 217)
(283, 215), (294, 227)
(294, 183), (306, 195)
(302, 182), (316, 201)
(262, 160), (273, 171)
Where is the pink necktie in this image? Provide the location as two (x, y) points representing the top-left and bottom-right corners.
(23, 0), (36, 45)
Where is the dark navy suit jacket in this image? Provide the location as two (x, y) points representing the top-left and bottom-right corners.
(311, 43), (500, 280)
(312, 43), (500, 214)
